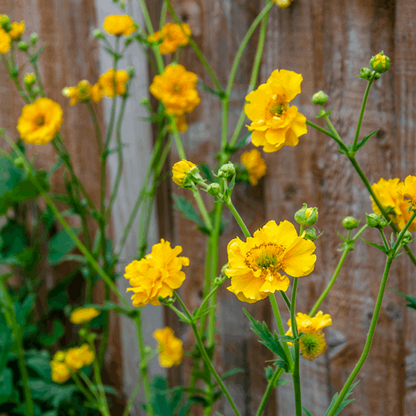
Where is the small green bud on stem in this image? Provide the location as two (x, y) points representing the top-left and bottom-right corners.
(311, 90), (328, 105)
(207, 183), (221, 196)
(342, 216), (360, 230)
(295, 203), (318, 226)
(218, 162), (236, 179)
(370, 51), (391, 74)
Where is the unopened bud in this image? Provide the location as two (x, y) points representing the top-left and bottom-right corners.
(342, 216), (360, 230)
(357, 67), (373, 81)
(79, 328), (88, 339)
(29, 33), (39, 45)
(207, 183), (221, 196)
(303, 228), (316, 241)
(311, 90), (328, 105)
(218, 162), (236, 179)
(126, 66), (135, 78)
(93, 29), (106, 40)
(370, 51), (391, 74)
(274, 0), (292, 8)
(402, 230), (413, 245)
(140, 97), (150, 106)
(366, 213), (381, 228)
(17, 41), (29, 51)
(24, 73), (36, 88)
(144, 346), (152, 355)
(378, 216), (389, 229)
(295, 203), (318, 226)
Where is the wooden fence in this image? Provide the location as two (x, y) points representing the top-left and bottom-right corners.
(2, 0), (416, 415)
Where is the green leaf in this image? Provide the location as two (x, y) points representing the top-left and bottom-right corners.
(390, 287), (416, 311)
(220, 368), (244, 381)
(356, 129), (379, 150)
(0, 368), (13, 404)
(199, 163), (216, 183)
(0, 327), (12, 373)
(0, 220), (29, 266)
(15, 294), (35, 326)
(26, 352), (52, 381)
(47, 227), (81, 265)
(302, 406), (315, 416)
(244, 309), (289, 368)
(325, 381), (360, 416)
(39, 320), (65, 346)
(361, 237), (387, 254)
(172, 194), (204, 227)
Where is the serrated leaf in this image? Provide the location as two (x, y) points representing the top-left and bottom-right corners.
(390, 287), (416, 311)
(361, 237), (387, 253)
(244, 309), (289, 366)
(356, 129), (379, 150)
(172, 194), (204, 227)
(325, 380), (359, 416)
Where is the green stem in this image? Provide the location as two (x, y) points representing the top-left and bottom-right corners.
(72, 372), (99, 406)
(279, 290), (291, 312)
(269, 293), (293, 369)
(122, 377), (144, 416)
(135, 311), (154, 416)
(222, 1), (273, 148)
(174, 292), (242, 416)
(290, 277), (302, 416)
(1, 136), (130, 309)
(305, 120), (347, 151)
(0, 281), (34, 416)
(352, 75), (375, 151)
(159, 1), (168, 28)
(255, 367), (284, 416)
(309, 247), (351, 316)
(198, 237), (213, 337)
(192, 188), (213, 231)
(86, 102), (103, 155)
(169, 116), (187, 159)
(225, 199), (251, 238)
(164, 0), (223, 92)
(229, 3), (271, 147)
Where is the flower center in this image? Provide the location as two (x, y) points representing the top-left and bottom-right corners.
(300, 332), (326, 361)
(172, 84), (181, 94)
(268, 103), (288, 116)
(245, 243), (285, 278)
(35, 116), (45, 126)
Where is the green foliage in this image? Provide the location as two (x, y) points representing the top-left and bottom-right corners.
(172, 194), (205, 228)
(302, 406), (315, 416)
(47, 227), (81, 265)
(390, 287), (416, 311)
(324, 381), (360, 416)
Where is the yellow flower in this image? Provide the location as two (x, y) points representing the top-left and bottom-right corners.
(245, 69), (307, 153)
(17, 98), (63, 145)
(70, 307), (101, 324)
(149, 64), (200, 116)
(398, 175), (416, 206)
(78, 344), (95, 366)
(153, 327), (184, 368)
(125, 239), (189, 307)
(148, 23), (191, 54)
(62, 80), (93, 105)
(65, 348), (85, 371)
(286, 311), (332, 360)
(240, 148), (267, 186)
(9, 21), (25, 40)
(371, 178), (416, 232)
(172, 160), (196, 187)
(24, 73), (36, 87)
(91, 83), (104, 103)
(99, 68), (130, 98)
(103, 15), (136, 36)
(0, 27), (11, 54)
(51, 361), (71, 384)
(225, 220), (316, 303)
(273, 0), (293, 8)
(53, 351), (66, 362)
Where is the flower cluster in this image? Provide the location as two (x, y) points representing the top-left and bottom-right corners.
(172, 159), (197, 187)
(70, 307), (101, 325)
(153, 327), (184, 368)
(63, 80), (103, 105)
(103, 15), (136, 37)
(125, 239), (189, 307)
(240, 148), (267, 186)
(371, 176), (416, 231)
(0, 15), (25, 54)
(245, 69), (307, 153)
(225, 220), (316, 303)
(148, 23), (191, 55)
(150, 64), (200, 116)
(286, 311), (332, 360)
(50, 344), (95, 384)
(17, 98), (63, 145)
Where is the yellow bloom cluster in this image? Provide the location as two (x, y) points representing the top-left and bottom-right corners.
(172, 159), (196, 187)
(70, 307), (101, 325)
(150, 64), (200, 116)
(99, 68), (130, 98)
(125, 239), (189, 307)
(245, 69), (307, 153)
(9, 21), (25, 40)
(50, 344), (95, 384)
(371, 177), (416, 231)
(17, 98), (63, 145)
(286, 311), (332, 360)
(225, 220), (316, 303)
(153, 327), (184, 368)
(148, 23), (191, 55)
(103, 15), (136, 37)
(240, 148), (267, 186)
(0, 27), (11, 54)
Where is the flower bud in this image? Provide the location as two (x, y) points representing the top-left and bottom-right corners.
(24, 73), (36, 88)
(119, 1), (126, 10)
(93, 29), (106, 39)
(370, 51), (391, 74)
(342, 216), (360, 230)
(126, 66), (135, 78)
(144, 346), (152, 355)
(79, 328), (88, 339)
(311, 90), (328, 105)
(303, 228), (316, 241)
(207, 183), (221, 196)
(402, 230), (413, 245)
(214, 276), (226, 286)
(17, 41), (29, 51)
(0, 15), (10, 30)
(357, 67), (373, 81)
(295, 203), (318, 226)
(274, 0), (292, 8)
(140, 97), (150, 106)
(14, 156), (26, 168)
(29, 33), (39, 44)
(218, 162), (236, 179)
(378, 216), (389, 229)
(366, 213), (381, 228)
